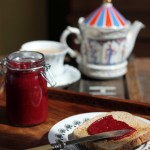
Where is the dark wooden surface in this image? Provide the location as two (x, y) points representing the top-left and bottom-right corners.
(135, 58), (150, 103)
(0, 87), (150, 150)
(125, 58), (142, 101)
(0, 57), (150, 149)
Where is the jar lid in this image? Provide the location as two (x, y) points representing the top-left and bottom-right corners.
(6, 51), (45, 70)
(84, 0), (129, 29)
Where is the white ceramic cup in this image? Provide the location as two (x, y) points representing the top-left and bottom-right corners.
(20, 40), (68, 77)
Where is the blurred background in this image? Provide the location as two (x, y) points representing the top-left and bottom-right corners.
(0, 0), (149, 57)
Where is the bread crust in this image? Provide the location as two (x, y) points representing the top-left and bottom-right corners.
(72, 111), (150, 150)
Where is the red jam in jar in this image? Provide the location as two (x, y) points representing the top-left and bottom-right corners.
(87, 115), (136, 140)
(5, 51), (48, 126)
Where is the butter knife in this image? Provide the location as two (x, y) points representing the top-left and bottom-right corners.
(28, 129), (130, 150)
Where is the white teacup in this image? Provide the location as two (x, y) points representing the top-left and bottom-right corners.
(20, 40), (68, 77)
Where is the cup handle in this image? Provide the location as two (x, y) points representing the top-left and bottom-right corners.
(60, 26), (81, 58)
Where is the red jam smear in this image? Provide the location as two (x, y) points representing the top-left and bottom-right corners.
(87, 115), (136, 140)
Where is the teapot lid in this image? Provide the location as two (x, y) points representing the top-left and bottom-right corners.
(84, 0), (129, 29)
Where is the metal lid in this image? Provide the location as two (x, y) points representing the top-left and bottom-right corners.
(84, 0), (129, 29)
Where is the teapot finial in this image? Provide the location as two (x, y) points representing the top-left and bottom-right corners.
(103, 0), (112, 3)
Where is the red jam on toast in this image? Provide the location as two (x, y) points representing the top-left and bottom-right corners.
(87, 115), (136, 140)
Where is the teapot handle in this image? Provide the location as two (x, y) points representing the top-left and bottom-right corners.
(60, 26), (81, 58)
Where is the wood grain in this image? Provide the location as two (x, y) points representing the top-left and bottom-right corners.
(0, 87), (150, 149)
(134, 58), (150, 103)
(125, 58), (142, 101)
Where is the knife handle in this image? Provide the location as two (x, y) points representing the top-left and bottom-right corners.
(27, 142), (65, 150)
(27, 144), (53, 150)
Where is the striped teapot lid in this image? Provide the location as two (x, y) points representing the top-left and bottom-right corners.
(84, 0), (129, 29)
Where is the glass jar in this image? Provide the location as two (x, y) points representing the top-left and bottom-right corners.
(3, 51), (52, 126)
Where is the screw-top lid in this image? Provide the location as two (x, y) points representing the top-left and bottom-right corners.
(84, 0), (129, 29)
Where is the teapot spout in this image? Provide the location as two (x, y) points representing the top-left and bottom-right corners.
(126, 21), (145, 59)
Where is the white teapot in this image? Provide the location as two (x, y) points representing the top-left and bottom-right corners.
(60, 0), (145, 79)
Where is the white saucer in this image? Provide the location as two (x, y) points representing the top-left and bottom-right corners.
(47, 65), (81, 88)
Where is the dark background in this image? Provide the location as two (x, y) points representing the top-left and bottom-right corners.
(0, 0), (149, 57)
(47, 0), (70, 41)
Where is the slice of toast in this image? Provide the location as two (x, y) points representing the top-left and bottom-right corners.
(72, 111), (150, 150)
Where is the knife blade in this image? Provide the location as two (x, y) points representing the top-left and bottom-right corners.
(27, 129), (130, 150)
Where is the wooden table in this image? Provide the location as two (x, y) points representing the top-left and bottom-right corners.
(0, 57), (150, 149)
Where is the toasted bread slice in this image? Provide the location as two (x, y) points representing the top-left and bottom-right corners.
(72, 111), (150, 150)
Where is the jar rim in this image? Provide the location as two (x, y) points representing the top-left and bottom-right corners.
(6, 51), (45, 71)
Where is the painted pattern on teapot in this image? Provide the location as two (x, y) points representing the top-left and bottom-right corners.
(84, 0), (128, 28)
(82, 37), (127, 65)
